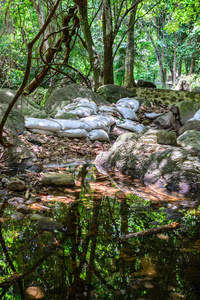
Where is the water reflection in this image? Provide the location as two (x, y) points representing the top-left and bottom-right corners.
(0, 163), (200, 299)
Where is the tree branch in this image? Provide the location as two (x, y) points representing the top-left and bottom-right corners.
(120, 222), (181, 239)
(0, 0), (61, 148)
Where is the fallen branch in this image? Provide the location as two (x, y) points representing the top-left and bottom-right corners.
(120, 222), (181, 239)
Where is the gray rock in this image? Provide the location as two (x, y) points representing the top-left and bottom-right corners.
(0, 103), (24, 134)
(0, 88), (28, 107)
(141, 129), (177, 146)
(30, 213), (44, 221)
(97, 84), (135, 103)
(11, 212), (24, 220)
(95, 132), (200, 194)
(177, 101), (200, 125)
(5, 179), (26, 191)
(41, 172), (75, 186)
(0, 103), (37, 170)
(137, 79), (156, 89)
(35, 217), (64, 232)
(174, 79), (191, 91)
(17, 205), (31, 214)
(153, 112), (176, 129)
(179, 120), (200, 135)
(177, 130), (200, 152)
(192, 87), (200, 94)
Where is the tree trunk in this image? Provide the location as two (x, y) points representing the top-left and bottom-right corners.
(178, 57), (182, 77)
(103, 0), (113, 84)
(124, 2), (137, 88)
(189, 58), (195, 75)
(76, 2), (100, 91)
(173, 36), (177, 85)
(31, 0), (49, 51)
(185, 59), (189, 75)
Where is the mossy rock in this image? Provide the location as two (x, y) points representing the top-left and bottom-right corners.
(178, 101), (200, 125)
(0, 104), (24, 134)
(55, 112), (79, 120)
(44, 84), (109, 115)
(97, 84), (136, 103)
(0, 88), (28, 107)
(179, 120), (200, 135)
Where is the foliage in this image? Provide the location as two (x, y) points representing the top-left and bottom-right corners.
(0, 0), (199, 90)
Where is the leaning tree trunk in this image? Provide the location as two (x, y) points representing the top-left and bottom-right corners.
(103, 0), (113, 84)
(124, 2), (137, 88)
(75, 0), (100, 91)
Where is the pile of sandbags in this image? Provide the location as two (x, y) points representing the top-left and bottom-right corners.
(25, 116), (111, 141)
(25, 97), (146, 141)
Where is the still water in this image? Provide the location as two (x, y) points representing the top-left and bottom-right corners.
(1, 162), (200, 299)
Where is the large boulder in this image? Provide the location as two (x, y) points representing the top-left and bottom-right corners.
(153, 112), (177, 129)
(177, 101), (200, 125)
(137, 79), (156, 89)
(179, 120), (200, 135)
(177, 130), (200, 152)
(0, 88), (28, 108)
(0, 104), (37, 172)
(192, 87), (200, 94)
(95, 130), (200, 194)
(0, 88), (45, 118)
(44, 84), (109, 115)
(0, 103), (25, 138)
(97, 84), (136, 103)
(174, 79), (191, 91)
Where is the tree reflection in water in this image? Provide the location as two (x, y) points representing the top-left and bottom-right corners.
(0, 163), (200, 299)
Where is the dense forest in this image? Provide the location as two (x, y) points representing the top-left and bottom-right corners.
(0, 0), (200, 94)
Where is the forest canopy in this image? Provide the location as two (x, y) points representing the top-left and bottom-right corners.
(0, 0), (200, 92)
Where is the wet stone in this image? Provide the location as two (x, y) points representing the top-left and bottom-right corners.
(41, 172), (75, 186)
(11, 212), (25, 220)
(30, 213), (44, 221)
(16, 205), (32, 214)
(5, 179), (26, 191)
(35, 217), (64, 232)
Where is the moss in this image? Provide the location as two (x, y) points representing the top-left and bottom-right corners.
(55, 113), (78, 120)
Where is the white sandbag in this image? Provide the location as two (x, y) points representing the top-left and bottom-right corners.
(54, 119), (92, 132)
(75, 102), (98, 112)
(115, 102), (131, 108)
(83, 115), (115, 126)
(116, 106), (139, 121)
(89, 129), (110, 142)
(116, 120), (144, 133)
(25, 118), (62, 132)
(57, 129), (88, 138)
(68, 108), (93, 118)
(99, 105), (118, 114)
(188, 109), (200, 122)
(29, 128), (55, 135)
(144, 112), (163, 119)
(117, 98), (140, 111)
(80, 116), (109, 131)
(97, 115), (116, 126)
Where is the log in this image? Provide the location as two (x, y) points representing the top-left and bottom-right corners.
(120, 222), (181, 239)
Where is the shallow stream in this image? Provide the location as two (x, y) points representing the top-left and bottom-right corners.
(1, 162), (200, 299)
